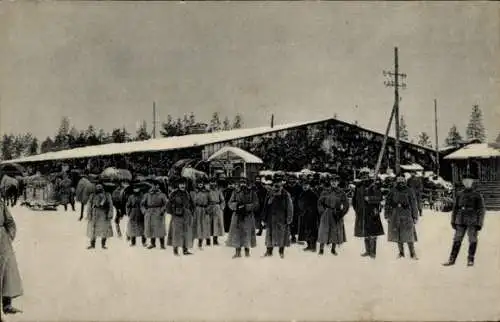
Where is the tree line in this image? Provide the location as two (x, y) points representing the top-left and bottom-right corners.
(0, 112), (244, 161)
(396, 104), (488, 148)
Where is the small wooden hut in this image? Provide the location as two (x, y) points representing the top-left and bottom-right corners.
(207, 146), (263, 181)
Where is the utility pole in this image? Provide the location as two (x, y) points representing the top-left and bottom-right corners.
(383, 47), (406, 174)
(434, 99), (439, 177)
(152, 101), (156, 139)
(270, 114), (274, 128)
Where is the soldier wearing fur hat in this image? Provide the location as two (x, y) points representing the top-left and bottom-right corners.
(166, 177), (195, 256)
(86, 183), (114, 250)
(353, 169), (384, 259)
(297, 177), (320, 251)
(191, 177), (211, 249)
(317, 173), (350, 255)
(226, 176), (259, 258)
(384, 173), (419, 259)
(141, 181), (168, 249)
(261, 174), (294, 258)
(443, 173), (486, 267)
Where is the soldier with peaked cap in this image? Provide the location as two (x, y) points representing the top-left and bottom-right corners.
(384, 172), (419, 259)
(141, 181), (168, 249)
(86, 183), (114, 250)
(207, 178), (225, 245)
(191, 177), (211, 249)
(261, 173), (294, 259)
(226, 176), (259, 258)
(353, 169), (384, 259)
(443, 173), (486, 267)
(125, 182), (148, 247)
(297, 176), (320, 251)
(167, 177), (195, 256)
(317, 173), (350, 256)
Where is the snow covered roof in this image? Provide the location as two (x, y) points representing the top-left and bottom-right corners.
(1, 116), (436, 164)
(444, 143), (500, 160)
(207, 146), (263, 164)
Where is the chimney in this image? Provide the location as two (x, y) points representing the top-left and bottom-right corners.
(271, 114), (274, 128)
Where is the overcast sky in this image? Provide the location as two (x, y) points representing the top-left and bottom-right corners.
(0, 1), (498, 145)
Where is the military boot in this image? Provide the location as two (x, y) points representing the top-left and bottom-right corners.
(173, 247), (180, 256)
(318, 244), (325, 255)
(331, 244), (338, 256)
(397, 243), (405, 258)
(361, 238), (370, 257)
(244, 248), (250, 257)
(233, 247), (242, 259)
(213, 236), (219, 246)
(369, 238), (377, 259)
(467, 242), (477, 267)
(263, 247), (273, 257)
(443, 241), (461, 266)
(148, 239), (156, 249)
(160, 237), (166, 249)
(279, 247), (285, 259)
(408, 242), (418, 260)
(183, 247), (193, 256)
(101, 238), (108, 250)
(87, 239), (96, 249)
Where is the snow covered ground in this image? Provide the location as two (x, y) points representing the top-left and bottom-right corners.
(5, 206), (500, 321)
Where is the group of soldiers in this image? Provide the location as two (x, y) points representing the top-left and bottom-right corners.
(81, 167), (486, 266)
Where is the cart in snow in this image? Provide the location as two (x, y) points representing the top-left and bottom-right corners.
(21, 175), (59, 211)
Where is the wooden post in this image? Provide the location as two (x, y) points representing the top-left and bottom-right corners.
(434, 99), (440, 177)
(394, 47), (401, 175)
(374, 104), (397, 177)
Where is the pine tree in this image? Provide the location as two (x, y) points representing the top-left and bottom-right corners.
(399, 115), (409, 140)
(111, 128), (130, 143)
(222, 116), (231, 131)
(209, 112), (221, 132)
(466, 105), (486, 142)
(1, 134), (14, 160)
(160, 114), (181, 137)
(417, 132), (432, 148)
(135, 121), (151, 141)
(445, 125), (463, 146)
(54, 116), (71, 151)
(40, 137), (54, 153)
(233, 113), (243, 129)
(28, 138), (39, 155)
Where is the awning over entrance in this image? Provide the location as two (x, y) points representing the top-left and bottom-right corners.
(207, 147), (263, 164)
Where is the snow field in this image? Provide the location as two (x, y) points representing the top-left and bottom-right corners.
(6, 206), (500, 321)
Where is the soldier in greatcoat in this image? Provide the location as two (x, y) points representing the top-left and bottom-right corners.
(191, 179), (211, 249)
(0, 201), (23, 315)
(407, 171), (424, 217)
(75, 175), (95, 221)
(141, 182), (168, 249)
(353, 170), (385, 259)
(222, 180), (235, 233)
(262, 174), (294, 258)
(285, 176), (303, 244)
(126, 184), (147, 247)
(384, 173), (419, 259)
(297, 177), (320, 252)
(317, 174), (350, 256)
(443, 174), (486, 267)
(207, 178), (225, 245)
(226, 177), (259, 258)
(86, 184), (114, 249)
(252, 176), (268, 236)
(166, 178), (195, 256)
(59, 174), (75, 212)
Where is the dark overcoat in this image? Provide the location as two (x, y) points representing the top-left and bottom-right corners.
(384, 185), (419, 243)
(126, 194), (145, 237)
(297, 188), (319, 242)
(262, 189), (293, 247)
(226, 187), (259, 248)
(451, 188), (485, 228)
(191, 190), (211, 239)
(166, 189), (194, 249)
(223, 187), (235, 233)
(353, 180), (384, 237)
(407, 176), (423, 213)
(317, 187), (349, 245)
(86, 192), (114, 238)
(58, 178), (74, 204)
(0, 202), (23, 299)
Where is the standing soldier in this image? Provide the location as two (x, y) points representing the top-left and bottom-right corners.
(262, 174), (294, 259)
(407, 171), (424, 217)
(443, 174), (486, 267)
(317, 174), (350, 256)
(59, 173), (75, 212)
(353, 170), (385, 258)
(286, 176), (303, 244)
(207, 178), (225, 245)
(252, 176), (268, 236)
(222, 179), (235, 233)
(126, 183), (147, 247)
(384, 173), (419, 259)
(226, 177), (259, 258)
(297, 177), (320, 252)
(0, 200), (23, 315)
(191, 179), (211, 249)
(86, 183), (114, 250)
(141, 182), (168, 249)
(167, 178), (195, 256)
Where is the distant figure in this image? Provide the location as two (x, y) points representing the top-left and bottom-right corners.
(384, 173), (419, 260)
(0, 201), (23, 315)
(58, 174), (75, 212)
(443, 174), (486, 267)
